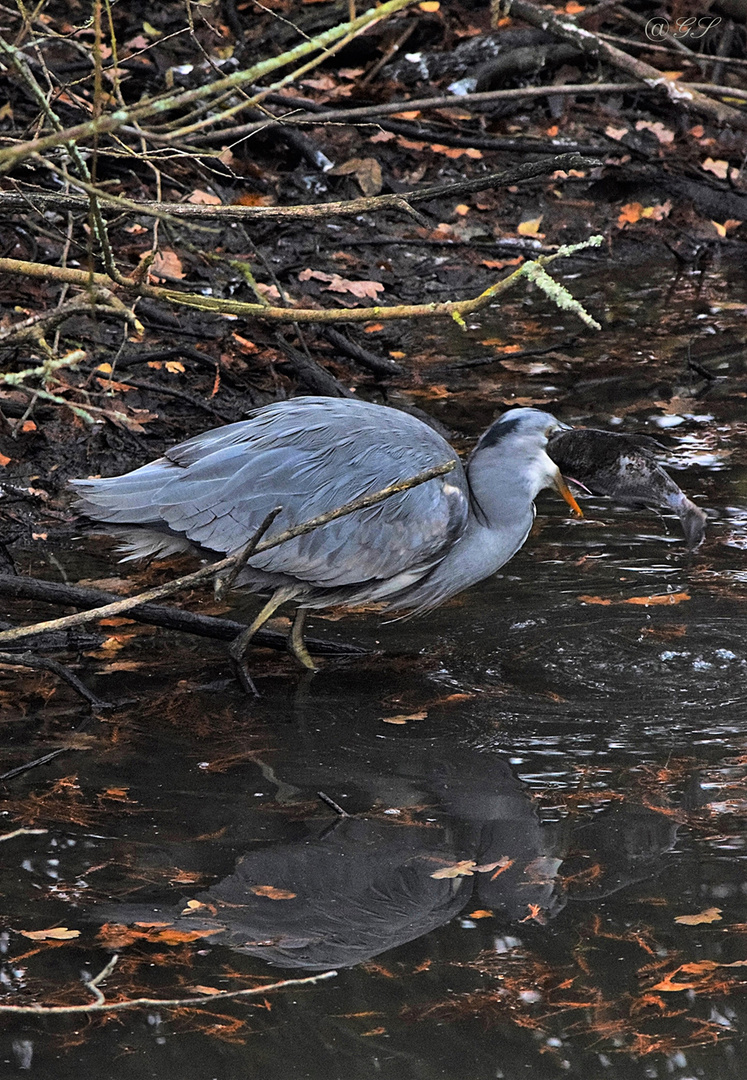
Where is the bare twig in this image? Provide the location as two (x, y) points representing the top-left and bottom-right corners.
(0, 828), (49, 842)
(0, 969), (337, 1015)
(0, 650), (114, 709)
(0, 460), (457, 646)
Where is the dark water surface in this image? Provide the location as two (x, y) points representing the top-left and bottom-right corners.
(2, 256), (747, 1078)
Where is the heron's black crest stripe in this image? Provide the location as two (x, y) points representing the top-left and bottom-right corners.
(477, 415), (524, 451)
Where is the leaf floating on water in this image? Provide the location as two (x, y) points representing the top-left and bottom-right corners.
(19, 926), (81, 940)
(250, 885), (297, 900)
(579, 593), (690, 607)
(674, 907), (722, 925)
(381, 710), (427, 725)
(651, 957), (747, 992)
(431, 860), (477, 879)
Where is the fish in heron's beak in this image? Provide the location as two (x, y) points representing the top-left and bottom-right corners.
(553, 469), (583, 518)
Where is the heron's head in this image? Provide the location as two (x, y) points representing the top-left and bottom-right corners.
(471, 408), (582, 517)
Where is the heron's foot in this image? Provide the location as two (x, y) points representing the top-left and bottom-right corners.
(288, 609), (318, 671)
(228, 589), (294, 695)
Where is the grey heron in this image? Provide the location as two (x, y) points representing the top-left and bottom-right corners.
(71, 398), (581, 669)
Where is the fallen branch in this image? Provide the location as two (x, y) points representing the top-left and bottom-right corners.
(0, 574), (361, 654)
(190, 81), (652, 143)
(0, 153), (599, 222)
(505, 0), (747, 129)
(0, 650), (113, 709)
(0, 967), (336, 1016)
(0, 459), (457, 646)
(0, 233), (604, 327)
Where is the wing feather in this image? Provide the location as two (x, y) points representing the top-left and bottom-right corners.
(72, 397), (469, 589)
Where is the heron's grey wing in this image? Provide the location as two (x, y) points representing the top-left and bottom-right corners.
(548, 428), (706, 549)
(72, 397), (470, 587)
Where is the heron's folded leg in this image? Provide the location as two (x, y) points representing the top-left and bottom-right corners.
(229, 587), (296, 692)
(288, 608), (317, 671)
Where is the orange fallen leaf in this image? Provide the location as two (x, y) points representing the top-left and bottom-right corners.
(19, 927), (81, 941)
(454, 203), (470, 216)
(250, 885), (297, 900)
(579, 593), (690, 607)
(565, 0), (584, 10)
(149, 249), (185, 281)
(429, 144), (482, 159)
(0, 453), (12, 466)
(191, 985), (223, 995)
(624, 592), (690, 606)
(418, 0), (440, 10)
(480, 258), (523, 270)
(364, 322), (384, 333)
(674, 906), (722, 925)
(618, 202), (643, 226)
(467, 910), (494, 919)
(651, 958), (747, 991)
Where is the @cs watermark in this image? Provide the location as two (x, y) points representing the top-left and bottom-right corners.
(645, 15), (721, 40)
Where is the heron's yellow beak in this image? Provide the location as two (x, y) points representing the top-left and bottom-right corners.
(553, 469), (583, 518)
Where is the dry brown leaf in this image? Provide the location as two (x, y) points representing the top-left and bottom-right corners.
(0, 453), (12, 466)
(19, 927), (81, 941)
(326, 276), (384, 299)
(674, 906), (722, 925)
(701, 157), (729, 179)
(328, 156), (382, 196)
(605, 125), (628, 141)
(635, 120), (674, 145)
(187, 189), (222, 205)
(250, 885), (297, 900)
(191, 985), (223, 995)
(369, 130), (395, 144)
(149, 249), (185, 281)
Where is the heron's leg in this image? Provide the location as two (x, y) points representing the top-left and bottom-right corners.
(288, 608), (317, 671)
(229, 588), (295, 693)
